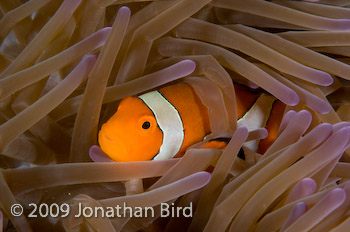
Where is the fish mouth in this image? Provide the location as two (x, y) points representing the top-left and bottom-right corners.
(100, 131), (115, 143)
(98, 129), (130, 161)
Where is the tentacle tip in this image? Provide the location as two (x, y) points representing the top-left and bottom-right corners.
(100, 27), (112, 33)
(281, 202), (307, 231)
(288, 110), (313, 130)
(319, 73), (334, 86)
(286, 110), (297, 115)
(332, 127), (350, 150)
(119, 6), (131, 12)
(119, 6), (131, 16)
(84, 54), (98, 64)
(88, 145), (99, 161)
(237, 126), (249, 137)
(89, 145), (99, 151)
(338, 127), (350, 138)
(317, 103), (331, 114)
(328, 188), (346, 205)
(198, 171), (212, 186)
(89, 145), (113, 162)
(237, 126), (248, 132)
(261, 128), (268, 139)
(301, 177), (316, 184)
(300, 178), (317, 193)
(317, 123), (334, 134)
(298, 109), (312, 119)
(294, 202), (307, 212)
(181, 59), (197, 74)
(337, 19), (350, 31)
(248, 82), (259, 89)
(284, 90), (299, 106)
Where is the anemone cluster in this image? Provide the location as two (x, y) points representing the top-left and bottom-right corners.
(0, 0), (349, 231)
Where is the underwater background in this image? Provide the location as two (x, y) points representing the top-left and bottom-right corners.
(0, 0), (350, 231)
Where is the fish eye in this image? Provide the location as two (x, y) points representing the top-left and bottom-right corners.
(142, 121), (151, 129)
(137, 116), (156, 135)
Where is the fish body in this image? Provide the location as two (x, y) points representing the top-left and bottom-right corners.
(98, 83), (284, 162)
(235, 84), (285, 153)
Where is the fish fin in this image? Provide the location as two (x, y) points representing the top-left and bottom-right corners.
(202, 140), (228, 150)
(203, 138), (246, 160)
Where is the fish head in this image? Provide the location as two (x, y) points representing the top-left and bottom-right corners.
(98, 96), (163, 162)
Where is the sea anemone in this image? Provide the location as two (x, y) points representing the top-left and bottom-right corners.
(0, 0), (349, 231)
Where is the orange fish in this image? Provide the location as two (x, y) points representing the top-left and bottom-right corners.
(98, 83), (212, 162)
(97, 83), (284, 162)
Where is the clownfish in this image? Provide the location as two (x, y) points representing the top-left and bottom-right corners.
(98, 83), (285, 162)
(98, 83), (211, 162)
